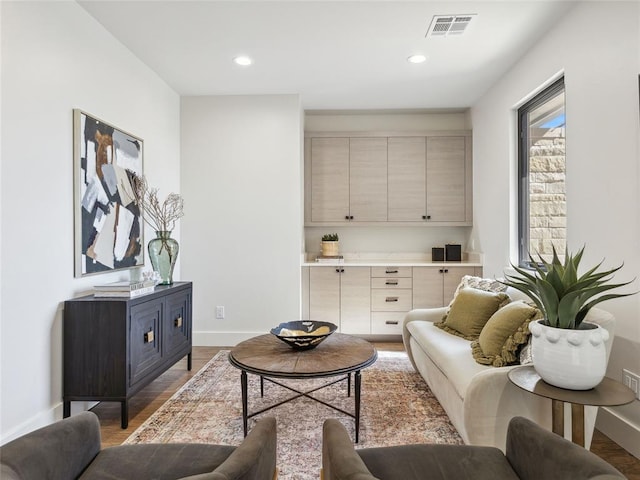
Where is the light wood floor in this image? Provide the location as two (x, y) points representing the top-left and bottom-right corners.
(92, 344), (640, 479)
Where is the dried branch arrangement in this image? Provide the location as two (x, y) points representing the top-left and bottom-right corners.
(131, 174), (184, 233)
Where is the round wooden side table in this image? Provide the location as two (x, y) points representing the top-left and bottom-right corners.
(508, 366), (635, 447)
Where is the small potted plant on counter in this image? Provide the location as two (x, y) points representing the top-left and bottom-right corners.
(321, 233), (340, 257)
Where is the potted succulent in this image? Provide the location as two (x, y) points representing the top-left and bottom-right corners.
(321, 233), (339, 257)
(501, 246), (635, 390)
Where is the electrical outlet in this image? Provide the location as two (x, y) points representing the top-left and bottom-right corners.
(623, 369), (640, 400)
(216, 306), (225, 319)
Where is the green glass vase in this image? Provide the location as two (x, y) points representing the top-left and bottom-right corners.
(148, 230), (179, 285)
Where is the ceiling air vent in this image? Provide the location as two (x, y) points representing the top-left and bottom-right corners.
(426, 14), (476, 37)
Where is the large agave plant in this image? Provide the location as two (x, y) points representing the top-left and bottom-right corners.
(502, 246), (635, 329)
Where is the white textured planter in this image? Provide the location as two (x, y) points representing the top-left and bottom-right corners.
(528, 319), (609, 390)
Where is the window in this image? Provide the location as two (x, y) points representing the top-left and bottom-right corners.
(517, 78), (566, 267)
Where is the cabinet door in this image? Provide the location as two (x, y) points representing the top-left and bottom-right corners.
(426, 137), (466, 221)
(311, 138), (350, 222)
(442, 266), (477, 305)
(412, 267), (446, 308)
(164, 289), (192, 359)
(349, 138), (387, 221)
(309, 267), (341, 327)
(340, 267), (371, 334)
(129, 298), (164, 387)
(388, 137), (426, 221)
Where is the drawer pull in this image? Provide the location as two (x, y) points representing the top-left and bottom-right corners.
(385, 269), (398, 274)
(144, 330), (155, 343)
(385, 320), (399, 325)
(175, 316), (183, 327)
(385, 297), (399, 302)
(385, 280), (398, 285)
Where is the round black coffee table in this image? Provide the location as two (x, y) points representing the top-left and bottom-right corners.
(229, 332), (377, 442)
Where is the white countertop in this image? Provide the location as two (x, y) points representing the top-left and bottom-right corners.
(301, 252), (483, 267)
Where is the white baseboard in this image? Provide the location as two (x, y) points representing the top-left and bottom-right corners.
(1, 401), (99, 446)
(596, 406), (640, 459)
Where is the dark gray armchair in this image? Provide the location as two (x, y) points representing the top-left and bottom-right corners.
(322, 416), (625, 480)
(0, 411), (277, 480)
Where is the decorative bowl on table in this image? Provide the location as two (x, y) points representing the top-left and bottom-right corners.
(270, 321), (337, 350)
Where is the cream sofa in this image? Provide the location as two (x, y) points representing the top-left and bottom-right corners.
(402, 285), (615, 452)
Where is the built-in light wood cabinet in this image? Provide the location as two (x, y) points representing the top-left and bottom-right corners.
(308, 266), (371, 333)
(303, 265), (482, 336)
(310, 137), (350, 222)
(305, 131), (472, 226)
(349, 137), (388, 222)
(426, 137), (467, 222)
(412, 266), (479, 308)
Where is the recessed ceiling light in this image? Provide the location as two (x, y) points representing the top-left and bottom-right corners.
(407, 54), (427, 64)
(233, 55), (253, 66)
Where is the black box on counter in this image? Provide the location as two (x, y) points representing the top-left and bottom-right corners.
(432, 247), (445, 261)
(445, 244), (462, 262)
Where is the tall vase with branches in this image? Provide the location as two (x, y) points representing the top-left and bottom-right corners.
(132, 174), (184, 284)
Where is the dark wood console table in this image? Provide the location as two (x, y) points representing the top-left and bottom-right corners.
(63, 281), (192, 428)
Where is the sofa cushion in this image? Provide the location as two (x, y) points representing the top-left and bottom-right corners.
(449, 275), (509, 306)
(471, 301), (543, 367)
(358, 444), (519, 480)
(407, 320), (491, 400)
(436, 288), (510, 340)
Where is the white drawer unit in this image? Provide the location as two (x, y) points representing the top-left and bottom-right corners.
(371, 277), (413, 289)
(371, 312), (404, 335)
(371, 266), (412, 278)
(371, 289), (413, 312)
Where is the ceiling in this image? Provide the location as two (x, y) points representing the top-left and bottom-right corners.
(78, 1), (576, 111)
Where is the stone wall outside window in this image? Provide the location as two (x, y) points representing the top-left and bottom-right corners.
(528, 134), (566, 259)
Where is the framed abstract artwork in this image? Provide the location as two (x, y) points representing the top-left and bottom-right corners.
(73, 109), (144, 277)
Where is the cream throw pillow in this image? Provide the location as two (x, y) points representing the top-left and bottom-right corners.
(435, 288), (510, 340)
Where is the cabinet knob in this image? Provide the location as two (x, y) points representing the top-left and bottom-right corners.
(385, 297), (399, 302)
(335, 268), (345, 273)
(174, 316), (183, 327)
(144, 330), (155, 343)
(423, 215), (431, 220)
(345, 215), (350, 220)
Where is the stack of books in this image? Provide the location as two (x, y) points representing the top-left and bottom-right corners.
(94, 280), (156, 298)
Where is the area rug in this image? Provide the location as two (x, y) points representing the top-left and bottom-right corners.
(124, 349), (462, 479)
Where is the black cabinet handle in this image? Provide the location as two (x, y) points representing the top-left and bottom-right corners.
(385, 320), (399, 325)
(345, 215), (350, 220)
(385, 280), (399, 285)
(439, 269), (449, 274)
(385, 269), (399, 274)
(385, 297), (399, 302)
(335, 268), (345, 273)
(423, 215), (431, 220)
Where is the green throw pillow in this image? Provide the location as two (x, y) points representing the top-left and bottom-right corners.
(435, 288), (510, 340)
(471, 301), (543, 367)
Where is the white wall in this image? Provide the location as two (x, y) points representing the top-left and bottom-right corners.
(471, 1), (640, 453)
(181, 95), (303, 346)
(0, 2), (180, 442)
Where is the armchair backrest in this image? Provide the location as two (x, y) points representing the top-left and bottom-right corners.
(506, 416), (624, 480)
(0, 412), (101, 480)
